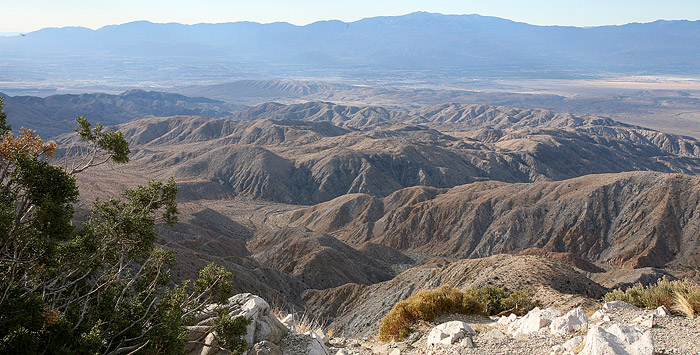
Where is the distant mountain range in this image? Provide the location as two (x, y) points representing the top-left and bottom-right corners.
(2, 12), (699, 85)
(0, 90), (242, 137)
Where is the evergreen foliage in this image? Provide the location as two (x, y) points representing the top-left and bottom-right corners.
(0, 98), (248, 354)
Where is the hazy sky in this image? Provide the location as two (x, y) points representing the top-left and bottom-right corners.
(4, 0), (699, 33)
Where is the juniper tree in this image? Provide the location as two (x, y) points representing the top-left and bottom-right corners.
(0, 98), (248, 354)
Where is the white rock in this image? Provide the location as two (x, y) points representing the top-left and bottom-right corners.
(335, 350), (349, 355)
(602, 301), (639, 311)
(509, 307), (562, 336)
(633, 314), (656, 329)
(281, 314), (295, 332)
(550, 344), (565, 355)
(185, 293), (288, 355)
(590, 310), (611, 323)
(389, 349), (401, 355)
(498, 313), (518, 325)
(307, 330), (331, 355)
(550, 307), (588, 336)
(654, 305), (671, 317)
(563, 336), (584, 351)
(482, 329), (507, 341)
(458, 337), (474, 348)
(250, 341), (282, 355)
(579, 323), (653, 355)
(313, 328), (329, 345)
(427, 321), (475, 345)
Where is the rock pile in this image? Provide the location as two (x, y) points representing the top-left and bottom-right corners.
(185, 294), (700, 355)
(327, 300), (700, 355)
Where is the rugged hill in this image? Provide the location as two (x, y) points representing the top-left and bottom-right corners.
(282, 172), (700, 271)
(303, 254), (607, 337)
(80, 102), (700, 206)
(1, 90), (242, 137)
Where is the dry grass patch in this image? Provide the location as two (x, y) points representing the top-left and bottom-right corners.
(378, 285), (484, 341)
(378, 285), (541, 341)
(604, 277), (700, 317)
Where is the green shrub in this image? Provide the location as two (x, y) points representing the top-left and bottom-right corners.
(604, 277), (700, 318)
(468, 286), (542, 316)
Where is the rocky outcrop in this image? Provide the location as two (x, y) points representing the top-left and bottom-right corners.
(186, 293), (288, 354)
(549, 307), (588, 336)
(508, 307), (561, 336)
(579, 323), (653, 355)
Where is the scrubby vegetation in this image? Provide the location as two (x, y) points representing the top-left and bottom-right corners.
(378, 285), (541, 341)
(0, 98), (248, 354)
(604, 277), (700, 318)
(467, 286), (542, 316)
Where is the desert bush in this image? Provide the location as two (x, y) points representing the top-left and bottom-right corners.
(500, 288), (543, 315)
(604, 277), (700, 317)
(378, 285), (485, 341)
(378, 284), (541, 341)
(467, 286), (542, 316)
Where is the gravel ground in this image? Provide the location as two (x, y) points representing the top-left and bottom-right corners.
(323, 307), (700, 355)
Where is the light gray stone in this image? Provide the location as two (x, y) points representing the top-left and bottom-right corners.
(186, 293), (289, 355)
(427, 321), (475, 345)
(458, 336), (474, 348)
(633, 314), (656, 329)
(563, 336), (584, 351)
(307, 330), (331, 355)
(550, 344), (565, 355)
(579, 323), (653, 355)
(654, 305), (671, 317)
(482, 329), (508, 341)
(550, 307), (588, 336)
(250, 341), (282, 355)
(509, 307), (562, 336)
(281, 314), (295, 332)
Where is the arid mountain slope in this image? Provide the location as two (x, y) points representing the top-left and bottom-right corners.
(282, 172), (700, 270)
(303, 254), (606, 337)
(63, 101), (700, 205)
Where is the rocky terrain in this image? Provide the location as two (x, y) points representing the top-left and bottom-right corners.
(50, 99), (700, 354)
(191, 292), (700, 355)
(59, 102), (700, 208)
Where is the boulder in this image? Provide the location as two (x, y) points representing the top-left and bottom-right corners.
(563, 336), (584, 352)
(427, 321), (476, 346)
(654, 305), (671, 317)
(482, 329), (508, 341)
(509, 307), (562, 336)
(306, 330), (331, 355)
(281, 314), (295, 332)
(633, 314), (656, 329)
(550, 307), (588, 336)
(250, 341), (282, 355)
(498, 313), (518, 326)
(186, 293), (289, 355)
(579, 323), (653, 355)
(602, 301), (639, 311)
(590, 310), (611, 323)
